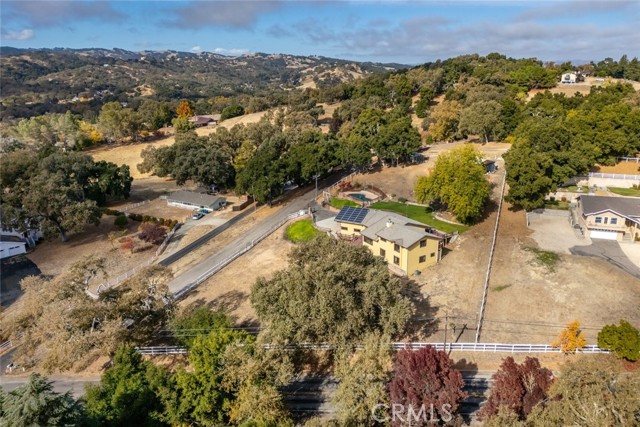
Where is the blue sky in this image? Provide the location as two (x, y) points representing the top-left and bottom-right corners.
(1, 1), (638, 64)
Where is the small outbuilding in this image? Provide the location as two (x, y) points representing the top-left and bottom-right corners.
(166, 190), (226, 212)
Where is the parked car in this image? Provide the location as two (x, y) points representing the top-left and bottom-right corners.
(192, 212), (204, 220)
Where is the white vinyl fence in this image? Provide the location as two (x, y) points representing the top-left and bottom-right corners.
(136, 342), (611, 356)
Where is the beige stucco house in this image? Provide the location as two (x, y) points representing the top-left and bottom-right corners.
(575, 195), (640, 242)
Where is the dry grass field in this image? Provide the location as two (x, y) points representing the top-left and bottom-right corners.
(527, 76), (640, 100)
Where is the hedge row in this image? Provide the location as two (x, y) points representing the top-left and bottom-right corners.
(103, 208), (179, 229)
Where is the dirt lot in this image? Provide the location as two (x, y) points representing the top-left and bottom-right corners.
(118, 199), (192, 222)
(25, 216), (159, 288)
(481, 201), (640, 344)
(592, 160), (640, 174)
(178, 225), (294, 326)
(349, 142), (510, 201)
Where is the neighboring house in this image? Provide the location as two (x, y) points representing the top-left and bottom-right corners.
(1, 229), (41, 248)
(166, 190), (226, 212)
(483, 159), (497, 174)
(561, 72), (578, 84)
(327, 206), (444, 275)
(0, 235), (27, 259)
(188, 114), (221, 127)
(575, 195), (640, 242)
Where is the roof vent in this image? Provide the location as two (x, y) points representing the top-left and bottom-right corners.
(386, 219), (393, 228)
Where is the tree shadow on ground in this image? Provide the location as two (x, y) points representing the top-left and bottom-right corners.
(401, 278), (440, 340)
(0, 255), (41, 308)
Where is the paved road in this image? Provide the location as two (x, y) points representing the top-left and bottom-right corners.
(166, 174), (345, 296)
(159, 207), (256, 266)
(1, 375), (100, 398)
(283, 372), (493, 422)
(570, 240), (640, 279)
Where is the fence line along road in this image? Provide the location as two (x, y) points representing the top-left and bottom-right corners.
(136, 342), (610, 356)
(588, 172), (640, 180)
(173, 210), (308, 300)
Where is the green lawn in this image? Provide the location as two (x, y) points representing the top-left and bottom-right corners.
(330, 198), (359, 209)
(543, 200), (571, 210)
(369, 201), (468, 234)
(285, 219), (319, 243)
(609, 187), (640, 197)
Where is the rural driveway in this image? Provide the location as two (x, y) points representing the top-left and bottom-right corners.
(166, 175), (344, 296)
(570, 240), (640, 279)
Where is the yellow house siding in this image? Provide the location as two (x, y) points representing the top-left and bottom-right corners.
(336, 217), (442, 274)
(405, 238), (440, 273)
(337, 221), (364, 237)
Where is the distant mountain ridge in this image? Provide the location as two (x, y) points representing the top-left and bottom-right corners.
(0, 47), (408, 120)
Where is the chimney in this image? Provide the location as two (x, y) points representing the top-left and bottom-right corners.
(386, 219), (393, 228)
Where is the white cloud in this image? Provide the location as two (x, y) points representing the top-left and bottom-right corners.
(213, 47), (250, 56)
(1, 28), (34, 41)
(190, 45), (202, 53)
(167, 1), (282, 29)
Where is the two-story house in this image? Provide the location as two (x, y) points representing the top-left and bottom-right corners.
(332, 206), (443, 275)
(576, 195), (640, 242)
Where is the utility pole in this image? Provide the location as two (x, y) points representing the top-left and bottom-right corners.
(444, 311), (449, 351)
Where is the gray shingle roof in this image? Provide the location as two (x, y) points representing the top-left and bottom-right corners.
(167, 191), (224, 207)
(580, 195), (640, 219)
(335, 207), (441, 248)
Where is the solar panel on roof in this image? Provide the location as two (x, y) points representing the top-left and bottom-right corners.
(335, 206), (369, 224)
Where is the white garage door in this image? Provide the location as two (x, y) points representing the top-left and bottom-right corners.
(590, 230), (618, 240)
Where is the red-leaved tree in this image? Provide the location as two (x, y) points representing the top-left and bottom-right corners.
(388, 346), (466, 426)
(138, 223), (167, 244)
(479, 356), (553, 421)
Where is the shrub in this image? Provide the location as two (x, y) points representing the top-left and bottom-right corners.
(114, 215), (128, 228)
(138, 223), (167, 244)
(597, 320), (640, 361)
(398, 197), (407, 203)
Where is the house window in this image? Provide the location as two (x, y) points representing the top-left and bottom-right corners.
(394, 243), (400, 252)
(419, 255), (426, 263)
(603, 217), (609, 224)
(354, 228), (361, 233)
(420, 240), (426, 248)
(611, 218), (618, 225)
(364, 237), (373, 245)
(380, 249), (386, 257)
(431, 252), (436, 257)
(341, 226), (348, 231)
(595, 217), (602, 224)
(393, 256), (400, 265)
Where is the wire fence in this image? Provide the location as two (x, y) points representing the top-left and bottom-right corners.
(475, 173), (506, 343)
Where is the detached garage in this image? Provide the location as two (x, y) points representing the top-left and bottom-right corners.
(0, 235), (27, 259)
(166, 190), (226, 213)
